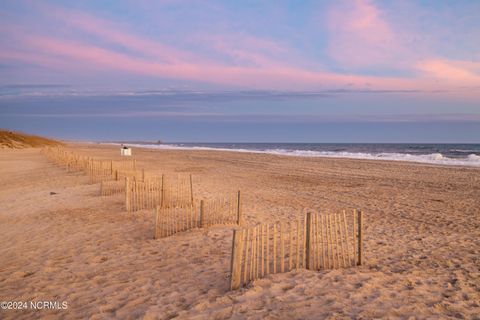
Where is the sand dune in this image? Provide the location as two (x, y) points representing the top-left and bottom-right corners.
(0, 130), (62, 149)
(0, 144), (479, 319)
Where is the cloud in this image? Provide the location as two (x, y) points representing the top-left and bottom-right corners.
(43, 6), (200, 65)
(1, 84), (68, 89)
(324, 0), (480, 93)
(1, 1), (480, 95)
(41, 4), (300, 69)
(199, 33), (297, 68)
(4, 111), (480, 124)
(15, 33), (419, 91)
(416, 59), (480, 85)
(0, 87), (423, 100)
(326, 0), (403, 69)
(1, 2), (423, 91)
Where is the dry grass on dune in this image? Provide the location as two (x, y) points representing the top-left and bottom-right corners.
(0, 129), (62, 149)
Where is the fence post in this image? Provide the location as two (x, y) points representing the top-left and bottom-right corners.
(305, 212), (312, 270)
(199, 200), (205, 227)
(190, 174), (194, 206)
(154, 206), (160, 239)
(110, 160), (113, 175)
(357, 210), (363, 266)
(236, 190), (242, 225)
(88, 159), (92, 183)
(353, 209), (357, 265)
(230, 229), (244, 290)
(125, 177), (130, 212)
(160, 174), (165, 208)
(133, 176), (137, 212)
(142, 168), (145, 182)
(115, 170), (118, 181)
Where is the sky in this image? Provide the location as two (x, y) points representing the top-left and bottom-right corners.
(0, 0), (479, 142)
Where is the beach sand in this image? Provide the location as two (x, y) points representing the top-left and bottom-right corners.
(1, 144), (479, 319)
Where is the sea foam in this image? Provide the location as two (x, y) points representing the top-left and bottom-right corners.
(118, 143), (480, 167)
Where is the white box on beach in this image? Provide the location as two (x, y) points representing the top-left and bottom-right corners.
(121, 147), (132, 156)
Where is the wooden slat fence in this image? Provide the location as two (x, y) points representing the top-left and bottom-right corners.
(154, 205), (199, 238)
(154, 191), (242, 239)
(100, 180), (125, 196)
(230, 210), (364, 290)
(199, 192), (242, 227)
(43, 147), (138, 183)
(100, 169), (146, 196)
(87, 159), (138, 184)
(125, 174), (194, 212)
(162, 174), (194, 208)
(115, 169), (143, 181)
(87, 160), (113, 183)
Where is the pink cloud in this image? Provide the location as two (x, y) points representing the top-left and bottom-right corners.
(43, 7), (201, 65)
(326, 0), (405, 69)
(20, 35), (419, 91)
(27, 6), (411, 89)
(48, 5), (304, 71)
(201, 34), (293, 68)
(325, 0), (480, 94)
(4, 2), (479, 94)
(417, 59), (480, 84)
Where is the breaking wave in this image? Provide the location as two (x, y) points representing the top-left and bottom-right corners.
(121, 143), (480, 167)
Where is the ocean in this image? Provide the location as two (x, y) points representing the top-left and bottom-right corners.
(121, 143), (480, 167)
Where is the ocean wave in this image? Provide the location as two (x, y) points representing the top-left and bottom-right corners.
(118, 143), (480, 167)
(450, 149), (480, 153)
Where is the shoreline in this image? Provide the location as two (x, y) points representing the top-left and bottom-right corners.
(95, 141), (480, 169)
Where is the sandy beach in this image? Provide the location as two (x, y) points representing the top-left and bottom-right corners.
(1, 143), (479, 319)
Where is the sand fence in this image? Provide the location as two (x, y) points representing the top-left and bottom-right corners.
(43, 148), (196, 209)
(230, 210), (363, 290)
(86, 159), (137, 184)
(100, 180), (125, 196)
(42, 147), (138, 183)
(43, 147), (367, 292)
(154, 191), (243, 239)
(125, 175), (194, 212)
